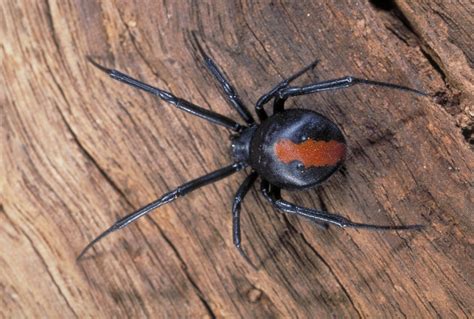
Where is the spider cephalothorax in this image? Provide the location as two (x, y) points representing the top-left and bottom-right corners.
(78, 42), (425, 261)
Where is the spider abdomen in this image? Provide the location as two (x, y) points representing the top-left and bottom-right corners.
(249, 109), (346, 189)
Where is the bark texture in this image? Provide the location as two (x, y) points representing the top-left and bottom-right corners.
(1, 1), (472, 317)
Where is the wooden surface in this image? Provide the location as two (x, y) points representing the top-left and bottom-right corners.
(1, 1), (473, 318)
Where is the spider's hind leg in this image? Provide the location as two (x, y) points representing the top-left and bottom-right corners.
(276, 76), (427, 102)
(260, 180), (423, 231)
(255, 59), (319, 121)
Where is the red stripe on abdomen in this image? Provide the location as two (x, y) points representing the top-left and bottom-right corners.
(274, 139), (346, 168)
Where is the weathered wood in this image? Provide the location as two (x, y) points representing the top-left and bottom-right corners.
(395, 0), (474, 144)
(1, 1), (472, 317)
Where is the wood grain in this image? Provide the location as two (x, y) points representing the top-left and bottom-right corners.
(1, 1), (472, 317)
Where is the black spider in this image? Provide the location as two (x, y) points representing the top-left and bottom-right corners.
(78, 43), (426, 262)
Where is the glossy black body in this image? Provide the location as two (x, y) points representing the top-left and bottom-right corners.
(79, 43), (425, 261)
(230, 125), (257, 163)
(248, 109), (345, 189)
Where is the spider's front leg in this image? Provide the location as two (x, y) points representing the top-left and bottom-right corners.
(255, 59), (319, 122)
(191, 34), (255, 125)
(77, 162), (246, 260)
(260, 180), (423, 231)
(87, 57), (244, 132)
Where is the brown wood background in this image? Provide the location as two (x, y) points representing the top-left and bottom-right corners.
(1, 1), (473, 318)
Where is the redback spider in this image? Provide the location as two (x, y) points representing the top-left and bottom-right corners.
(78, 43), (426, 262)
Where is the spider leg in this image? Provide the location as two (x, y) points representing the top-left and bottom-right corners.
(275, 76), (428, 107)
(77, 162), (246, 260)
(262, 182), (329, 230)
(232, 171), (258, 265)
(255, 59), (319, 122)
(260, 180), (423, 231)
(192, 38), (255, 125)
(87, 57), (244, 132)
(272, 186), (329, 230)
